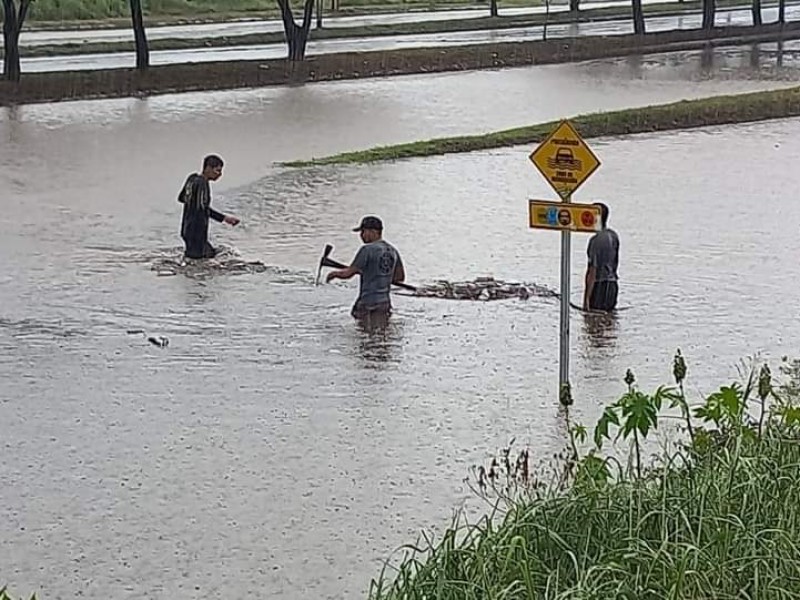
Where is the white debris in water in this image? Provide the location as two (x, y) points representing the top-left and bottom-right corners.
(410, 277), (558, 301)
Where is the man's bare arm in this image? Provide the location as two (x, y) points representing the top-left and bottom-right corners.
(583, 265), (596, 310)
(326, 266), (360, 283)
(393, 259), (406, 284)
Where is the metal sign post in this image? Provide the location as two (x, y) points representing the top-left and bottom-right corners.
(559, 208), (571, 397)
(528, 121), (602, 401)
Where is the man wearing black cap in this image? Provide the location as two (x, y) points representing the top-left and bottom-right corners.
(326, 215), (406, 325)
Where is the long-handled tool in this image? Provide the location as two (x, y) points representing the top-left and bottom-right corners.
(315, 243), (334, 285)
(316, 244), (417, 292)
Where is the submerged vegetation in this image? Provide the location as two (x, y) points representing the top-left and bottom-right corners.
(368, 352), (800, 599)
(285, 85), (800, 166)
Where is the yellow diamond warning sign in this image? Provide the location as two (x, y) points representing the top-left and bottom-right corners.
(529, 120), (600, 199)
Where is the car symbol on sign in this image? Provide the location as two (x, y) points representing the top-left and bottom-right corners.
(547, 148), (583, 171)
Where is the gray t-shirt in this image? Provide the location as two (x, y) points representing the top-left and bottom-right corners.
(352, 239), (403, 307)
(587, 228), (620, 282)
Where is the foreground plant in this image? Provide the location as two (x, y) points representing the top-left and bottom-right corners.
(0, 587), (35, 600)
(368, 351), (800, 599)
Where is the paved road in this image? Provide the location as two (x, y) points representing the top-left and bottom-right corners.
(18, 4), (795, 73)
(19, 0), (679, 46)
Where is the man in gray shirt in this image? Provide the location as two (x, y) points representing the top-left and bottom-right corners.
(583, 203), (620, 312)
(326, 215), (406, 327)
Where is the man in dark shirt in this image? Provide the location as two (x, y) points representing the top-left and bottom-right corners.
(178, 155), (240, 259)
(326, 215), (406, 328)
(583, 202), (620, 312)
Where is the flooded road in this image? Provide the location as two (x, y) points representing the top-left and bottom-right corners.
(18, 4), (800, 72)
(2, 50), (800, 599)
(18, 0), (679, 46)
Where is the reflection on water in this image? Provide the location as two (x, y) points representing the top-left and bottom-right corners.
(4, 53), (800, 600)
(579, 311), (621, 351)
(353, 317), (406, 367)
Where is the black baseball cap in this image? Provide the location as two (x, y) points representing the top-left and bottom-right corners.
(352, 215), (383, 232)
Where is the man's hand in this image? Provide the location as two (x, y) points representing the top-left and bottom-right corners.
(326, 271), (340, 284)
(224, 215), (241, 226)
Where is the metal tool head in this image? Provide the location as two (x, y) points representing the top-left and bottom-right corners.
(321, 256), (347, 269)
(315, 244), (335, 285)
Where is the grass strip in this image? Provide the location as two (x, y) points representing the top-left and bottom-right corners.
(368, 356), (800, 599)
(283, 84), (800, 167)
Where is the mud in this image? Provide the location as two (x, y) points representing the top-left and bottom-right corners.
(3, 22), (800, 105)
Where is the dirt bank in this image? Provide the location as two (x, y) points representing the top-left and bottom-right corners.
(2, 22), (799, 106)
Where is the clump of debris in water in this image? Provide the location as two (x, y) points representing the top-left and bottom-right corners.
(411, 276), (558, 301)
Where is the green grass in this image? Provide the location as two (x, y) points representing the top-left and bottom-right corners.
(283, 85), (800, 167)
(0, 587), (34, 600)
(23, 0), (522, 23)
(369, 355), (800, 599)
(19, 0), (776, 25)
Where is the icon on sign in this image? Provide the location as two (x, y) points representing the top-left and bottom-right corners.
(546, 206), (558, 225)
(580, 210), (596, 228)
(547, 148), (583, 172)
(558, 209), (572, 227)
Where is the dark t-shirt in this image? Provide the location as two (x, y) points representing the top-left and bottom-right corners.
(587, 228), (620, 282)
(352, 240), (403, 307)
(178, 173), (224, 258)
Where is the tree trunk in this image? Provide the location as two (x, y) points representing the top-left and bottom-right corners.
(277, 0), (315, 61)
(2, 0), (31, 82)
(778, 0), (785, 23)
(702, 0), (716, 30)
(316, 0), (323, 28)
(632, 0), (646, 34)
(129, 0), (150, 71)
(751, 0), (762, 26)
(489, 0), (498, 17)
(543, 0), (550, 40)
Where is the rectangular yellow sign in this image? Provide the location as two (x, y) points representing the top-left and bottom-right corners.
(529, 120), (601, 199)
(528, 200), (602, 233)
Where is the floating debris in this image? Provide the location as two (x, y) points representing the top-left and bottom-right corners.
(408, 277), (559, 302)
(126, 329), (169, 348)
(147, 336), (169, 348)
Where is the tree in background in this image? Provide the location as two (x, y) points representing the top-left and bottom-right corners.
(277, 0), (315, 60)
(751, 0), (762, 26)
(130, 0), (149, 70)
(632, 0), (645, 34)
(1, 0), (33, 82)
(702, 0), (716, 29)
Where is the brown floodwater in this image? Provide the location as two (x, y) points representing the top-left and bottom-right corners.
(2, 45), (800, 599)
